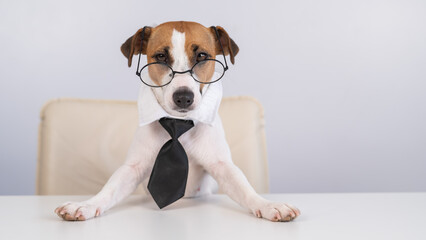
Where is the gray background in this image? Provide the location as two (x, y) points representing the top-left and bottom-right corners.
(1, 0), (425, 195)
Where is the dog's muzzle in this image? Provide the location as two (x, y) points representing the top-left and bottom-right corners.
(173, 87), (194, 109)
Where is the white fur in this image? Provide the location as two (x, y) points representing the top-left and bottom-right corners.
(170, 29), (189, 71)
(152, 29), (201, 117)
(55, 26), (300, 222)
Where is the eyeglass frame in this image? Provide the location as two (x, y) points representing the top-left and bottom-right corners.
(135, 26), (229, 88)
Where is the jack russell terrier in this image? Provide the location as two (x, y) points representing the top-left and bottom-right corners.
(55, 21), (300, 222)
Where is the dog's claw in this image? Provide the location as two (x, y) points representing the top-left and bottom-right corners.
(274, 212), (282, 221)
(255, 210), (262, 218)
(95, 208), (101, 217)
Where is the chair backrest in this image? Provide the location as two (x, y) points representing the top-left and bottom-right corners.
(36, 97), (269, 195)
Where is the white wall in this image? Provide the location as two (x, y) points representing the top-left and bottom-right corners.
(1, 0), (425, 195)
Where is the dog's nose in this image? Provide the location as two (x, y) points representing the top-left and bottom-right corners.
(173, 88), (194, 109)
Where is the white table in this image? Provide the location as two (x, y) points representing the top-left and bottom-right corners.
(1, 193), (425, 240)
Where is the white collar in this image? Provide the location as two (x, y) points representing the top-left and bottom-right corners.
(137, 81), (223, 126)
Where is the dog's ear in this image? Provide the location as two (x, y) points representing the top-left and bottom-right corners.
(210, 26), (239, 64)
(121, 27), (152, 67)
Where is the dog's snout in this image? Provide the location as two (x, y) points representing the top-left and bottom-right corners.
(173, 88), (194, 109)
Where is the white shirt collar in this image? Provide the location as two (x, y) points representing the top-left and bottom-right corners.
(137, 81), (223, 126)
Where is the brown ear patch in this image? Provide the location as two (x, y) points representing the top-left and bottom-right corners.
(210, 26), (239, 64)
(120, 27), (152, 67)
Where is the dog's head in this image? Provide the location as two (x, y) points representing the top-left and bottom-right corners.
(121, 21), (239, 117)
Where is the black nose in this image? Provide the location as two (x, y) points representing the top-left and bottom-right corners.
(173, 88), (194, 109)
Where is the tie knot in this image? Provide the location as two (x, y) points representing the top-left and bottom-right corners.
(159, 117), (194, 139)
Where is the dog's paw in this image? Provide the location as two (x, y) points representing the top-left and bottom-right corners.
(54, 202), (101, 221)
(251, 202), (300, 222)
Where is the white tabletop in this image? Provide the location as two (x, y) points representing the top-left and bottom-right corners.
(1, 193), (425, 240)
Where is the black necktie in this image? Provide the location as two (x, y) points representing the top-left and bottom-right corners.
(148, 117), (194, 209)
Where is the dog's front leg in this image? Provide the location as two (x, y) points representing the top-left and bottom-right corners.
(54, 164), (141, 221)
(206, 159), (300, 222)
(55, 125), (163, 221)
(197, 126), (300, 222)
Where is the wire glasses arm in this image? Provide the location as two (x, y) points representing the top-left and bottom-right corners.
(211, 26), (229, 71)
(136, 26), (147, 76)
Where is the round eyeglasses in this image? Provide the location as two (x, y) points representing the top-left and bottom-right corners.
(137, 59), (226, 88)
(134, 26), (230, 88)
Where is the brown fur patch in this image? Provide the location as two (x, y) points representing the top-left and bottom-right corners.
(209, 26), (239, 64)
(121, 27), (152, 67)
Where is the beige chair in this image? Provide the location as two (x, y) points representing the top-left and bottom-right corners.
(37, 97), (269, 195)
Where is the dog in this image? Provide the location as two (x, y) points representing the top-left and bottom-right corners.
(55, 21), (300, 222)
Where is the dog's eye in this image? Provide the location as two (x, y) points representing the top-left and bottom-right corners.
(155, 54), (167, 62)
(196, 52), (208, 62)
